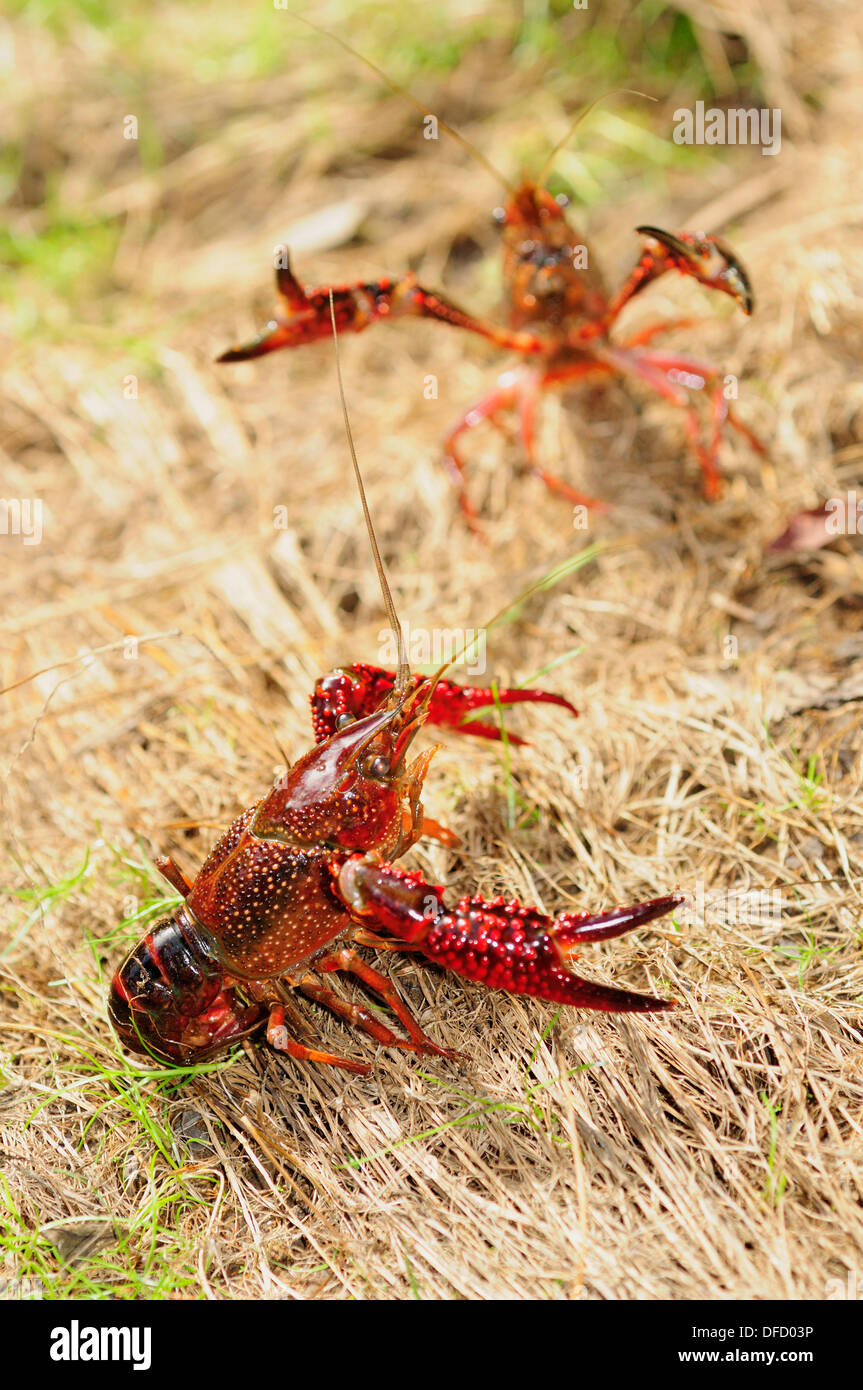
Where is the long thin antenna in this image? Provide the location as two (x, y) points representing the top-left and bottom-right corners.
(537, 88), (658, 187)
(294, 10), (513, 194)
(327, 291), (409, 695)
(418, 542), (604, 712)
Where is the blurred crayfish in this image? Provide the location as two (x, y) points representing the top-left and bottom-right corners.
(217, 19), (765, 533)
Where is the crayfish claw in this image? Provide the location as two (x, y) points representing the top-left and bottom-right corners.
(634, 226), (754, 315)
(551, 892), (685, 945)
(636, 225), (701, 266)
(216, 320), (294, 362)
(551, 976), (676, 1013)
(333, 858), (680, 1016)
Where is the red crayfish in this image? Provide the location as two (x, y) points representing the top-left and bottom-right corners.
(216, 23), (765, 532)
(109, 661), (679, 1071)
(109, 325), (681, 1073)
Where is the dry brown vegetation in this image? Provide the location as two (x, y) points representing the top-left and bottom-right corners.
(1, 0), (862, 1300)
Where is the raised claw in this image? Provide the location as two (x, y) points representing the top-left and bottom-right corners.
(635, 226), (754, 315)
(216, 284), (366, 362)
(216, 254), (513, 366)
(311, 664), (577, 745)
(334, 857), (682, 1014)
(217, 319), (299, 362)
(216, 256), (404, 363)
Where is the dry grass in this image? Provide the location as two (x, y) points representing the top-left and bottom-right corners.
(1, 0), (862, 1300)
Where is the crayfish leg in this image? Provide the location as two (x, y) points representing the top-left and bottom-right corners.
(596, 342), (766, 500)
(265, 1002), (371, 1076)
(317, 946), (458, 1059)
(296, 972), (442, 1056)
(517, 364), (612, 513)
(404, 808), (460, 849)
(442, 363), (615, 525)
(351, 929), (426, 953)
(441, 369), (522, 537)
(155, 854), (193, 897)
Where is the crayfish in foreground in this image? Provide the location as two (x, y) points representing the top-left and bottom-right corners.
(109, 659), (681, 1071)
(216, 28), (765, 533)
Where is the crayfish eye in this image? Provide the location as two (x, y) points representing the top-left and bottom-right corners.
(335, 712), (355, 730)
(366, 755), (390, 780)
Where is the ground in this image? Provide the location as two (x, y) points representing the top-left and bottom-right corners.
(1, 0), (862, 1300)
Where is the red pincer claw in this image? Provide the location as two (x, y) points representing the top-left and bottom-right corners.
(549, 893), (686, 944)
(333, 857), (682, 1015)
(311, 664), (578, 746)
(428, 680), (578, 745)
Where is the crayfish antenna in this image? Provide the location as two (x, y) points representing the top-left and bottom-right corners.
(327, 291), (410, 699)
(293, 11), (513, 196)
(536, 89), (657, 188)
